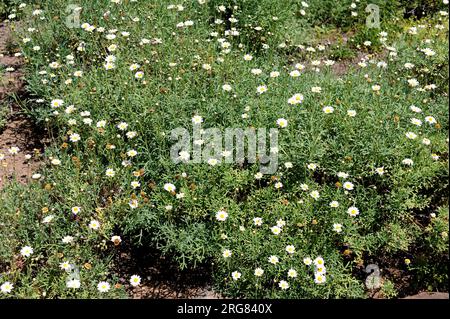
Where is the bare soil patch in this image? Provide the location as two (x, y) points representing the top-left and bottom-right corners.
(114, 245), (221, 299)
(0, 22), (43, 189)
(403, 292), (449, 299)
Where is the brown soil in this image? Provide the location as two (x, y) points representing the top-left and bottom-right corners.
(312, 30), (390, 77)
(114, 245), (221, 299)
(353, 251), (449, 299)
(322, 31), (364, 76)
(403, 292), (449, 299)
(0, 21), (43, 189)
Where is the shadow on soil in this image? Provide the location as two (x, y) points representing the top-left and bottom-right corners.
(113, 244), (221, 299)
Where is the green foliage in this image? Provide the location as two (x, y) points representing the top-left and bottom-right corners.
(401, 0), (446, 19)
(0, 182), (127, 298)
(0, 0), (20, 19)
(207, 0), (296, 52)
(380, 279), (398, 298)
